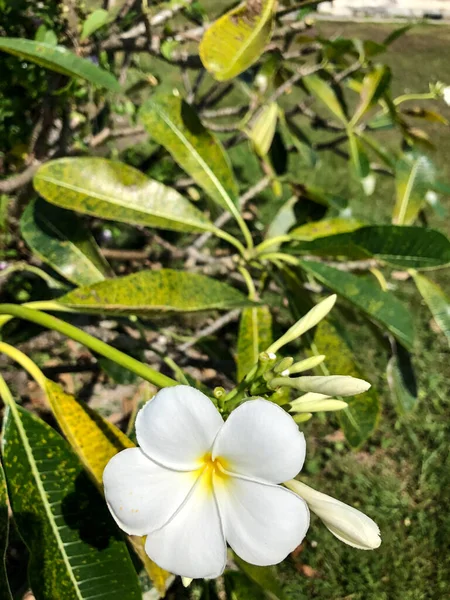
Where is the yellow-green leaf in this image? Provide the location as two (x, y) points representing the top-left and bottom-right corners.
(237, 306), (272, 381)
(199, 0), (276, 81)
(247, 103), (278, 157)
(139, 92), (239, 214)
(43, 379), (170, 596)
(393, 152), (435, 225)
(386, 344), (418, 416)
(34, 157), (214, 234)
(314, 320), (380, 447)
(80, 9), (109, 41)
(411, 272), (450, 344)
(0, 38), (120, 92)
(0, 462), (12, 600)
(21, 198), (113, 286)
(290, 218), (362, 240)
(58, 269), (256, 315)
(304, 74), (348, 124)
(351, 65), (391, 126)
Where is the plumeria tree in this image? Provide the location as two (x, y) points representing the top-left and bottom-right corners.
(0, 0), (449, 599)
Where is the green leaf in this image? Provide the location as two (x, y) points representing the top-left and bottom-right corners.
(303, 74), (348, 124)
(314, 320), (381, 447)
(0, 38), (120, 92)
(393, 152), (435, 225)
(43, 379), (170, 595)
(139, 92), (239, 214)
(247, 103), (278, 157)
(351, 65), (391, 125)
(34, 157), (214, 234)
(225, 571), (266, 600)
(290, 218), (362, 241)
(237, 306), (272, 381)
(299, 260), (415, 348)
(266, 196), (298, 240)
(80, 9), (109, 41)
(289, 225), (450, 270)
(411, 272), (450, 344)
(58, 269), (256, 315)
(233, 554), (286, 600)
(387, 343), (418, 415)
(1, 403), (140, 600)
(21, 198), (113, 286)
(348, 131), (370, 183)
(290, 183), (348, 212)
(199, 0), (276, 81)
(0, 462), (12, 600)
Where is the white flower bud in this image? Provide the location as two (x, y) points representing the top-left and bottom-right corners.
(290, 398), (348, 413)
(289, 355), (326, 375)
(267, 295), (337, 354)
(285, 480), (381, 550)
(294, 375), (371, 397)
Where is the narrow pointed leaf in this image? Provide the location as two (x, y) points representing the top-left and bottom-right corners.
(387, 344), (418, 415)
(393, 152), (435, 224)
(351, 65), (391, 125)
(237, 306), (272, 381)
(0, 462), (12, 600)
(81, 9), (109, 41)
(304, 74), (348, 124)
(1, 403), (140, 600)
(299, 260), (414, 349)
(411, 272), (450, 344)
(139, 92), (239, 213)
(0, 38), (120, 92)
(348, 132), (370, 181)
(314, 320), (380, 447)
(58, 269), (256, 315)
(34, 157), (214, 234)
(289, 225), (450, 270)
(247, 103), (278, 157)
(199, 0), (276, 81)
(267, 196), (298, 240)
(21, 198), (113, 286)
(290, 218), (362, 240)
(43, 379), (170, 595)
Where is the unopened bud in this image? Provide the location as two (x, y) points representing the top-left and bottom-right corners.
(213, 387), (226, 400)
(274, 357), (294, 374)
(293, 375), (371, 397)
(290, 398), (348, 413)
(266, 295), (337, 354)
(293, 413), (312, 424)
(289, 355), (326, 375)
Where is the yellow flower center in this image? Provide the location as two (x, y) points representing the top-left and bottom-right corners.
(198, 453), (229, 494)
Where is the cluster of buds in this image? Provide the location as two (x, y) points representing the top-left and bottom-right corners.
(222, 295), (370, 416)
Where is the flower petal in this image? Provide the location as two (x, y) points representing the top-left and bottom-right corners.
(103, 448), (198, 536)
(212, 399), (305, 483)
(135, 385), (224, 470)
(145, 475), (227, 579)
(285, 480), (381, 550)
(214, 473), (309, 566)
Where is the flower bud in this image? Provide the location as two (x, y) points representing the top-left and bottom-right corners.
(289, 355), (326, 375)
(290, 398), (348, 413)
(285, 480), (381, 550)
(274, 357), (294, 374)
(267, 295), (337, 354)
(293, 375), (371, 397)
(293, 413), (312, 424)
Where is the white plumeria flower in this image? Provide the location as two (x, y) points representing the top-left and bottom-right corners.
(285, 480), (381, 550)
(103, 385), (309, 579)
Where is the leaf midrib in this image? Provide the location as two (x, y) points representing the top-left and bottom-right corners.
(396, 158), (421, 224)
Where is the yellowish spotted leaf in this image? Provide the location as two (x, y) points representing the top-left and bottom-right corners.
(247, 103), (278, 157)
(44, 380), (170, 596)
(199, 0), (276, 81)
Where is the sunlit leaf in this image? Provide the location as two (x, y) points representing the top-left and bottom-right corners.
(139, 92), (239, 215)
(289, 225), (450, 270)
(393, 152), (435, 225)
(80, 9), (109, 41)
(387, 343), (418, 415)
(0, 38), (120, 92)
(199, 0), (276, 81)
(348, 131), (370, 181)
(290, 218), (362, 240)
(411, 271), (450, 344)
(58, 269), (256, 315)
(43, 380), (170, 595)
(247, 103), (278, 157)
(299, 260), (414, 349)
(34, 157), (215, 234)
(237, 306), (272, 381)
(0, 462), (12, 600)
(233, 554), (286, 600)
(303, 74), (348, 124)
(351, 65), (391, 125)
(314, 320), (380, 447)
(21, 198), (113, 286)
(266, 196), (298, 240)
(1, 402), (141, 600)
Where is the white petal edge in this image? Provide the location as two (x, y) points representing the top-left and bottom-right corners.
(145, 473), (227, 579)
(135, 385), (224, 470)
(103, 448), (198, 536)
(285, 480), (381, 550)
(212, 399), (306, 483)
(214, 472), (309, 566)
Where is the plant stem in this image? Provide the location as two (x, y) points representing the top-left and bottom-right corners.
(237, 266), (257, 300)
(258, 252), (300, 266)
(0, 300), (74, 329)
(213, 227), (248, 256)
(0, 342), (47, 389)
(254, 235), (292, 254)
(0, 304), (177, 389)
